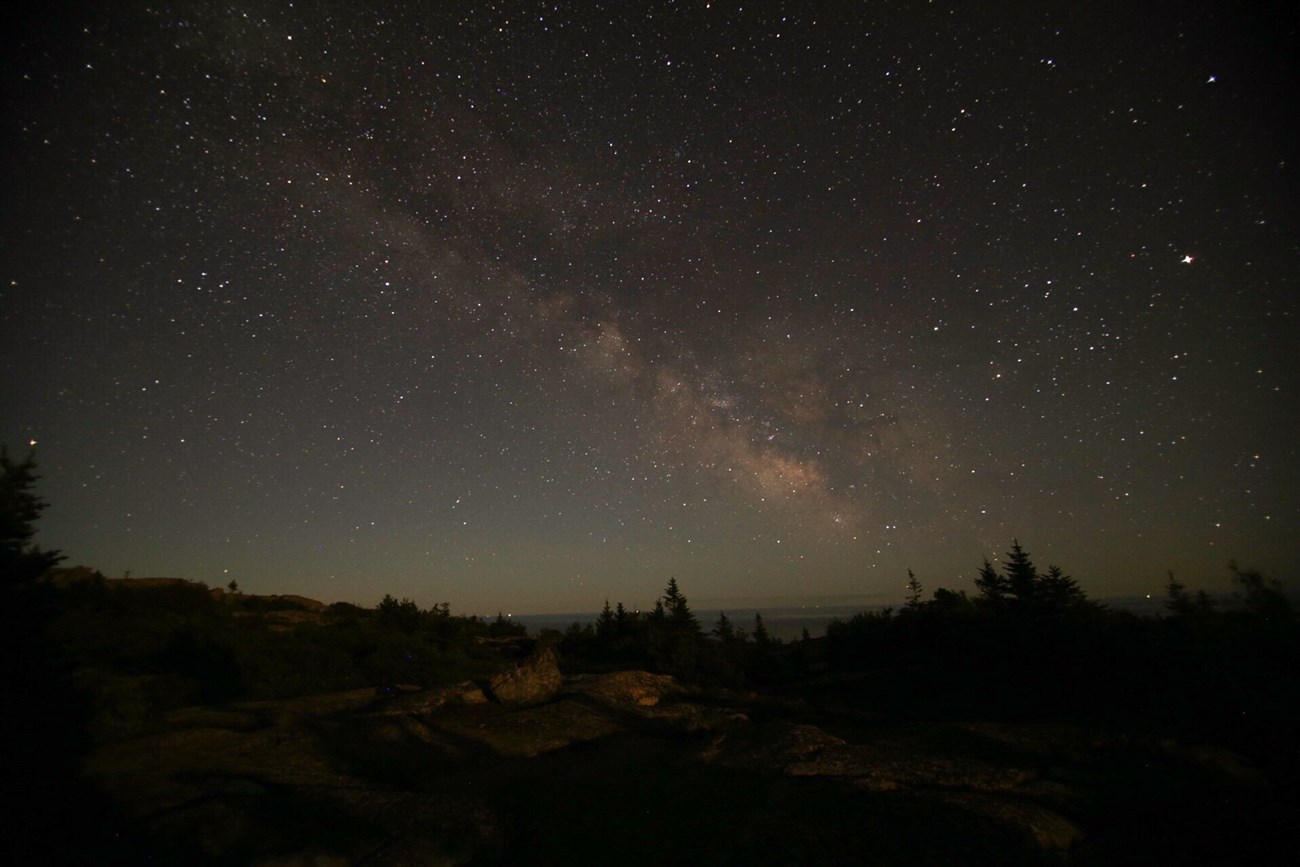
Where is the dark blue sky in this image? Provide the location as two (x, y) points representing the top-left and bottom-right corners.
(3, 2), (1295, 613)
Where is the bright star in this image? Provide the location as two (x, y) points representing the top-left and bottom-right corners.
(1181, 255), (1194, 264)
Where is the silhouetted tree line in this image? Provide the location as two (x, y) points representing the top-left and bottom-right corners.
(821, 541), (1298, 765)
(552, 576), (800, 687)
(6, 447), (1298, 778)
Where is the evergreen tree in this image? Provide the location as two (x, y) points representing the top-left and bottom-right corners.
(752, 612), (773, 646)
(1229, 561), (1294, 622)
(488, 610), (520, 637)
(596, 599), (616, 640)
(0, 447), (64, 584)
(377, 595), (421, 632)
(713, 610), (736, 642)
(1002, 539), (1039, 602)
(662, 577), (700, 634)
(904, 569), (923, 609)
(975, 558), (1006, 602)
(1163, 572), (1214, 618)
(930, 587), (976, 615)
(662, 577), (683, 608)
(976, 542), (1088, 611)
(1039, 564), (1087, 608)
(1164, 571), (1193, 615)
(565, 621), (595, 640)
(642, 579), (702, 678)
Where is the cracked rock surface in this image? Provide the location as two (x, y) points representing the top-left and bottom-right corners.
(85, 669), (1288, 865)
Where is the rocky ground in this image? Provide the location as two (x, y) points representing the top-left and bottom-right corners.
(78, 646), (1293, 865)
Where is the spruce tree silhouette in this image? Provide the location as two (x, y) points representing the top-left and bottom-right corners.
(1039, 564), (1087, 608)
(1229, 561), (1294, 622)
(1, 448), (122, 862)
(596, 599), (616, 641)
(712, 610), (736, 642)
(0, 446), (65, 584)
(975, 558), (1007, 602)
(904, 569), (923, 609)
(662, 576), (700, 635)
(974, 540), (1087, 611)
(1002, 539), (1039, 603)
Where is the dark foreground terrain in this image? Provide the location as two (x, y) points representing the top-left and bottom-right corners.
(6, 458), (1294, 863)
(49, 646), (1293, 866)
(5, 539), (1297, 864)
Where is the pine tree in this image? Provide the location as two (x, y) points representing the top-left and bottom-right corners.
(977, 541), (1089, 611)
(1164, 572), (1214, 616)
(0, 447), (64, 584)
(752, 612), (772, 646)
(377, 595), (421, 632)
(1229, 561), (1294, 622)
(904, 569), (923, 609)
(1002, 539), (1039, 603)
(596, 599), (616, 640)
(662, 577), (684, 608)
(975, 558), (1006, 602)
(1164, 571), (1191, 615)
(931, 587), (975, 615)
(662, 576), (700, 634)
(1040, 564), (1087, 608)
(713, 610), (736, 642)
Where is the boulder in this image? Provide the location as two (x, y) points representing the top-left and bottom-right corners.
(439, 700), (625, 757)
(486, 644), (562, 705)
(564, 670), (685, 709)
(381, 680), (489, 714)
(706, 721), (1037, 791)
(87, 690), (507, 864)
(703, 722), (846, 766)
(634, 701), (749, 733)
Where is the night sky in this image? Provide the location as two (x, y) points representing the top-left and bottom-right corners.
(3, 2), (1295, 614)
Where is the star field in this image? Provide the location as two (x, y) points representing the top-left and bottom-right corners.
(2, 2), (1295, 613)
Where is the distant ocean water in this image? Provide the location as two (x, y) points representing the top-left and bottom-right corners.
(506, 596), (1173, 642)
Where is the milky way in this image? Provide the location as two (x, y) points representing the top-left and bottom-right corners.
(2, 3), (1295, 612)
